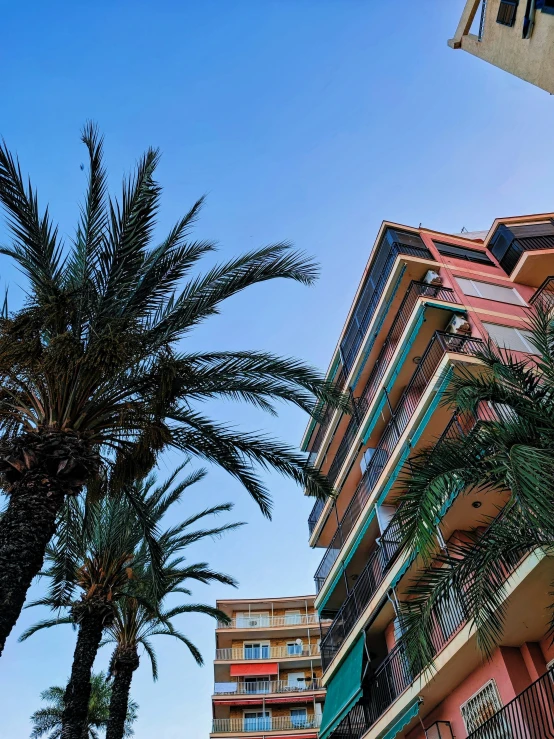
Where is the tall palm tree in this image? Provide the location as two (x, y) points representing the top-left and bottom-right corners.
(395, 303), (554, 666)
(103, 553), (228, 739)
(30, 672), (138, 739)
(0, 123), (346, 653)
(21, 465), (241, 739)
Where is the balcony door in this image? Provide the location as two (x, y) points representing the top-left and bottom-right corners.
(290, 708), (308, 728)
(243, 641), (270, 660)
(287, 640), (304, 656)
(243, 675), (271, 694)
(243, 711), (271, 731)
(287, 672), (306, 690)
(236, 611), (270, 628)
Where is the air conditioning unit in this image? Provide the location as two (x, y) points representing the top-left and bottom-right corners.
(423, 269), (442, 286)
(445, 314), (471, 335)
(360, 447), (376, 475)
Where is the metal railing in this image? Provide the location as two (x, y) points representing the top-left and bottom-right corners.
(340, 240), (434, 374)
(212, 714), (321, 733)
(478, 0), (488, 40)
(326, 282), (459, 488)
(218, 613), (320, 629)
(319, 404), (496, 671)
(467, 665), (554, 738)
(314, 331), (483, 592)
(530, 275), (554, 310)
(306, 364), (348, 457)
(498, 233), (554, 275)
(306, 280), (459, 538)
(213, 678), (323, 695)
(215, 644), (320, 661)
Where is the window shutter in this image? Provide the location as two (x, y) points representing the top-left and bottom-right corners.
(497, 0), (519, 26)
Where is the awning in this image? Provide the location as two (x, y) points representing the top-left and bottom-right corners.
(319, 634), (365, 739)
(381, 697), (421, 739)
(230, 662), (278, 677)
(213, 695), (317, 706)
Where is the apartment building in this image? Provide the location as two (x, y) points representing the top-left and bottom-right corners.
(301, 214), (554, 739)
(449, 0), (554, 94)
(210, 595), (328, 738)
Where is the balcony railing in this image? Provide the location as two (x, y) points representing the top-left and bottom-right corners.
(490, 222), (554, 275)
(530, 275), (554, 310)
(326, 545), (526, 739)
(340, 236), (434, 374)
(215, 644), (320, 661)
(306, 281), (460, 538)
(218, 613), (320, 629)
(214, 678), (323, 695)
(326, 282), (459, 488)
(319, 405), (497, 671)
(314, 331), (483, 592)
(212, 715), (321, 733)
(467, 665), (554, 738)
(306, 365), (348, 457)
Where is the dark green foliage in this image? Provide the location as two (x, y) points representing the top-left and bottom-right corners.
(30, 672), (138, 739)
(396, 303), (554, 665)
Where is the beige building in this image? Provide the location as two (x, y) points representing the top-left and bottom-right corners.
(210, 595), (327, 738)
(449, 0), (554, 94)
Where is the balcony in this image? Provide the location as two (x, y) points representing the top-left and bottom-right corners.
(215, 644), (321, 661)
(212, 715), (321, 733)
(305, 365), (348, 458)
(214, 678), (323, 695)
(339, 231), (434, 374)
(530, 275), (554, 310)
(325, 282), (460, 488)
(217, 613), (320, 630)
(489, 221), (554, 282)
(314, 331), (483, 593)
(319, 406), (495, 672)
(467, 665), (554, 738)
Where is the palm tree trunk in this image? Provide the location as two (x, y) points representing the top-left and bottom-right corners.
(106, 646), (140, 739)
(61, 609), (106, 739)
(0, 473), (65, 655)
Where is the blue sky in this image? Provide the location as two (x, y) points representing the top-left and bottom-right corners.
(0, 1), (553, 737)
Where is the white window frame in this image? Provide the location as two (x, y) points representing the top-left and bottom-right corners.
(456, 277), (526, 305)
(290, 707), (308, 727)
(483, 322), (535, 354)
(243, 709), (271, 731)
(236, 611), (270, 628)
(243, 640), (270, 659)
(286, 639), (304, 656)
(460, 679), (503, 734)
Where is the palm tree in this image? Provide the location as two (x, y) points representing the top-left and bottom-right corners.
(0, 123), (346, 652)
(21, 465), (241, 739)
(30, 672), (138, 739)
(395, 302), (554, 666)
(103, 553), (228, 739)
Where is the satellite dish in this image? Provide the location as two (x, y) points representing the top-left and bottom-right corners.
(295, 638), (302, 645)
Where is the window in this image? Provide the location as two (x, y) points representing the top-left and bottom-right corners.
(539, 0), (554, 14)
(290, 708), (308, 728)
(244, 711), (271, 731)
(284, 610), (302, 625)
(236, 611), (270, 628)
(243, 641), (270, 659)
(497, 0), (519, 25)
(434, 241), (494, 265)
(287, 640), (304, 656)
(461, 680), (503, 733)
(456, 277), (525, 305)
(243, 676), (270, 694)
(287, 671), (307, 689)
(483, 322), (535, 353)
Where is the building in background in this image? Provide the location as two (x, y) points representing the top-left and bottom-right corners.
(449, 0), (554, 94)
(210, 595), (327, 738)
(301, 214), (554, 739)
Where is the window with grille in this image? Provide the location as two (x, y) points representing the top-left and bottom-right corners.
(497, 0), (519, 26)
(461, 680), (503, 733)
(433, 242), (494, 265)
